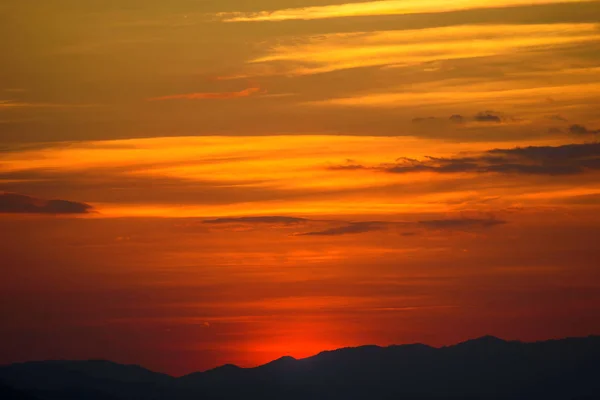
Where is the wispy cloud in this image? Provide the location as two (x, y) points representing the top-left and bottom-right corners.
(148, 87), (261, 101)
(204, 216), (308, 225)
(202, 216), (507, 237)
(297, 221), (387, 236)
(217, 0), (587, 22)
(312, 81), (600, 108)
(246, 23), (600, 76)
(297, 218), (506, 236)
(0, 100), (95, 108)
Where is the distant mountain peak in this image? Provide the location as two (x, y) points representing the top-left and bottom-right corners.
(274, 355), (296, 362)
(268, 355), (297, 365)
(457, 335), (507, 346)
(209, 364), (241, 372)
(257, 355), (298, 370)
(478, 335), (505, 341)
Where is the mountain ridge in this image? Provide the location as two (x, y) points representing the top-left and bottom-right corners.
(2, 335), (599, 400)
(3, 335), (600, 376)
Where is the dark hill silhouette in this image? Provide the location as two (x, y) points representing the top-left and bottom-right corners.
(1, 336), (599, 399)
(0, 381), (40, 400)
(0, 360), (173, 400)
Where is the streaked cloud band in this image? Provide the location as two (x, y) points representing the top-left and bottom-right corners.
(218, 0), (589, 22)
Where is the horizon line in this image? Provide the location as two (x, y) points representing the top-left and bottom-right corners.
(3, 334), (599, 378)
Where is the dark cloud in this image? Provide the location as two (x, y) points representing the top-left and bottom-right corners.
(297, 222), (387, 237)
(331, 143), (600, 176)
(569, 124), (600, 135)
(327, 159), (367, 171)
(488, 143), (600, 161)
(419, 218), (506, 230)
(473, 111), (503, 123)
(203, 216), (308, 225)
(413, 111), (505, 125)
(0, 192), (93, 214)
(328, 164), (367, 171)
(449, 115), (466, 124)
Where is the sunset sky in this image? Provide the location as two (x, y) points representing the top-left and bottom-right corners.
(1, 0), (600, 376)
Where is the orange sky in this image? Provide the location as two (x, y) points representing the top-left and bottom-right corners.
(1, 0), (600, 376)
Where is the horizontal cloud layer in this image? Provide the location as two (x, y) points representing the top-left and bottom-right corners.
(0, 192), (93, 214)
(413, 111), (508, 125)
(202, 215), (507, 237)
(299, 218), (506, 236)
(296, 221), (387, 236)
(2, 136), (599, 218)
(218, 0), (587, 22)
(247, 23), (600, 76)
(204, 216), (308, 225)
(330, 143), (600, 176)
(148, 87), (261, 101)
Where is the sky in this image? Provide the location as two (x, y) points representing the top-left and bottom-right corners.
(1, 0), (600, 376)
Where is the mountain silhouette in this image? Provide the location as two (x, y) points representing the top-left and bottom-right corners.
(0, 381), (40, 400)
(1, 336), (599, 399)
